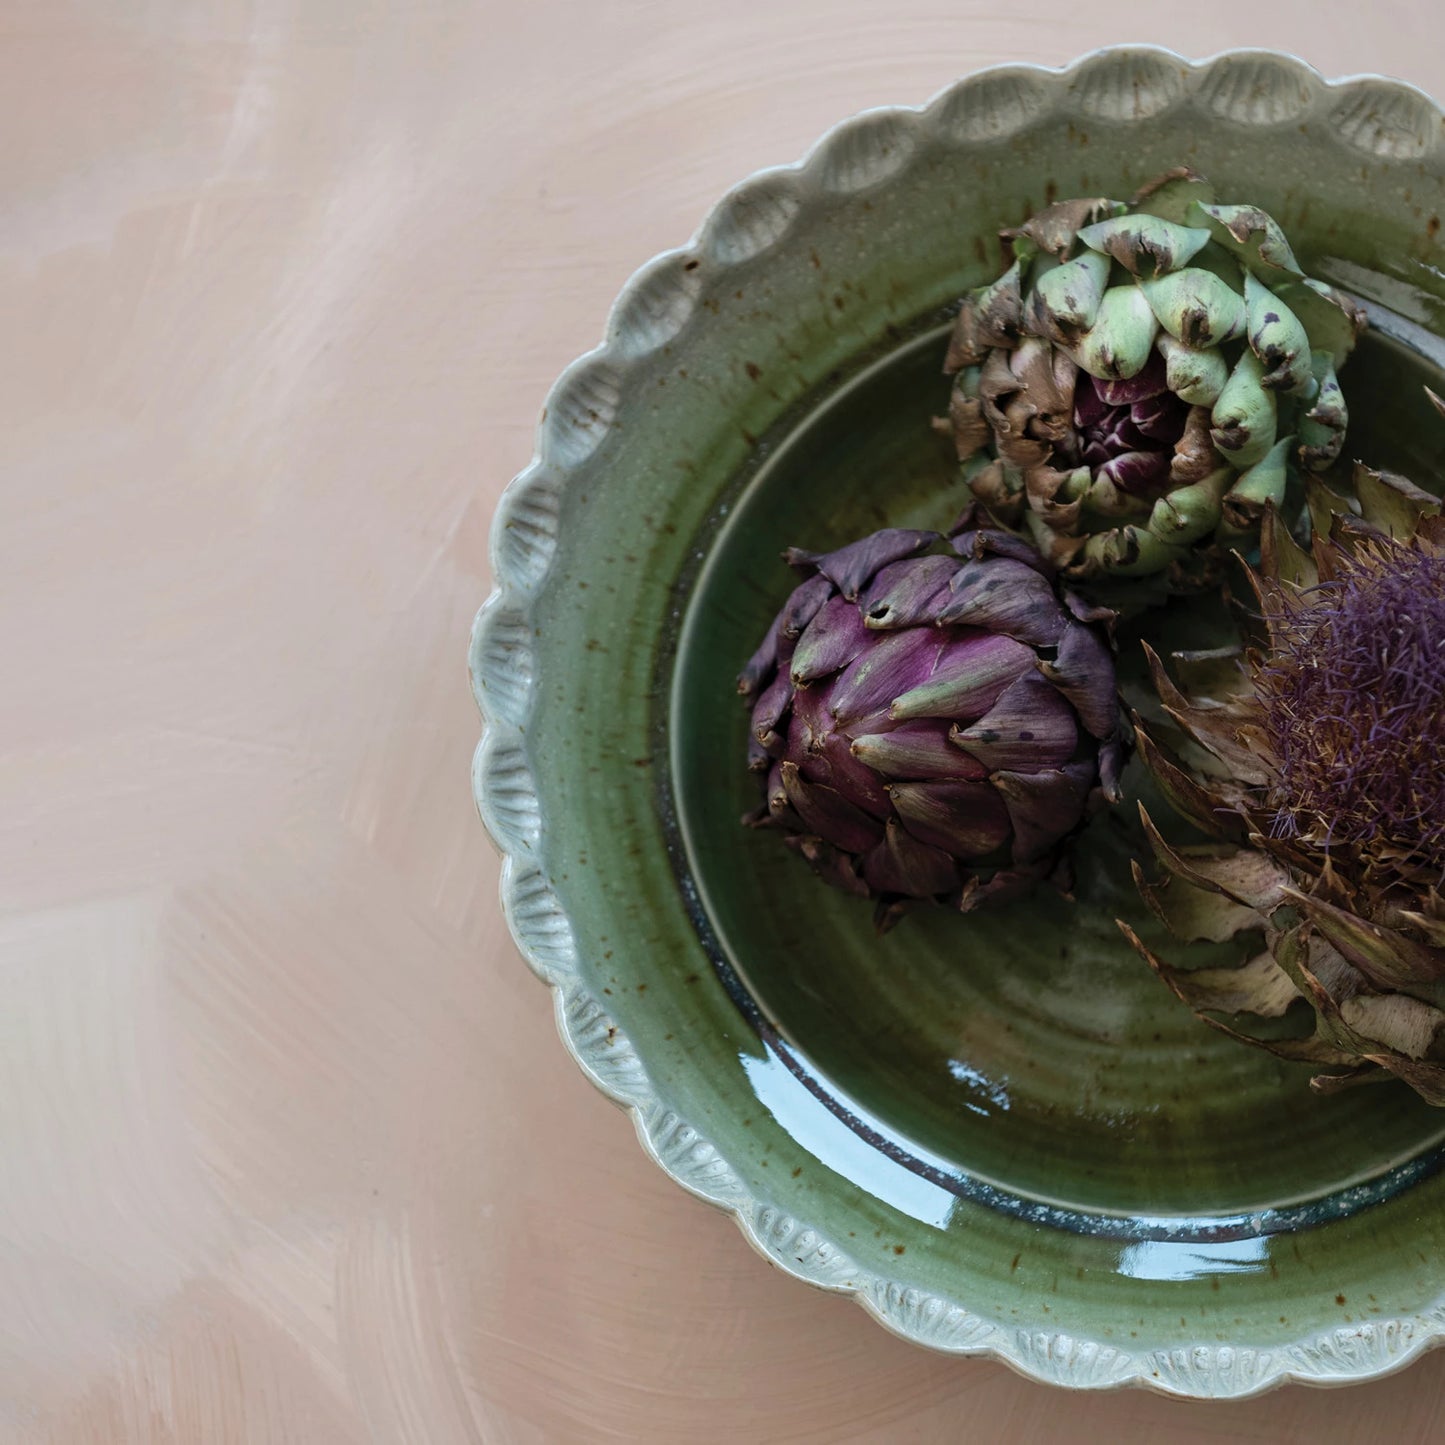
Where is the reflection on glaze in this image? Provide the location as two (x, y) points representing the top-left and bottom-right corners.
(742, 1037), (1445, 1244)
(741, 1050), (957, 1229)
(946, 1059), (1011, 1116)
(1320, 260), (1445, 338)
(1117, 1235), (1271, 1282)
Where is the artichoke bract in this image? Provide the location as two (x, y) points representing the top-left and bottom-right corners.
(943, 169), (1365, 590)
(738, 520), (1126, 928)
(1122, 454), (1445, 1102)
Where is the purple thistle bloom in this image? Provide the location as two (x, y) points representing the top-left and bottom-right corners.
(1258, 541), (1445, 871)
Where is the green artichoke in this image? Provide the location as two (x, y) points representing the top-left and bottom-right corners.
(739, 518), (1125, 927)
(1121, 452), (1445, 1102)
(943, 168), (1365, 589)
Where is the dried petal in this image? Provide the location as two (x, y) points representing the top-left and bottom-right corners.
(948, 259), (1024, 368)
(1006, 196), (1125, 259)
(1168, 408), (1220, 486)
(1352, 466), (1441, 540)
(1131, 725), (1249, 842)
(948, 386), (992, 465)
(1274, 278), (1366, 369)
(1190, 202), (1304, 278)
(1137, 807), (1290, 912)
(1282, 887), (1445, 996)
(1131, 859), (1265, 944)
(1131, 167), (1216, 224)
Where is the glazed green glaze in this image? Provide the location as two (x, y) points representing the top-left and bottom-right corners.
(475, 50), (1445, 1392)
(675, 321), (1445, 1218)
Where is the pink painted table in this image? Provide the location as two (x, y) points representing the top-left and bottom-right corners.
(5, 4), (1445, 1439)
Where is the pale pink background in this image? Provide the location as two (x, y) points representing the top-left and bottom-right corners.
(5, 4), (1445, 1441)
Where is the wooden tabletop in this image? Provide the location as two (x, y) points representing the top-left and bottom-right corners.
(6, 4), (1445, 1440)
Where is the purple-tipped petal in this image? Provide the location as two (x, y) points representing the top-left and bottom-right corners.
(830, 628), (945, 726)
(890, 779), (1011, 860)
(779, 572), (835, 640)
(850, 721), (989, 781)
(938, 558), (1069, 647)
(889, 632), (1034, 723)
(751, 670), (794, 752)
(1062, 589), (1116, 626)
(786, 834), (871, 898)
(747, 731), (771, 773)
(862, 819), (961, 898)
(990, 760), (1096, 862)
(1038, 621), (1119, 741)
(813, 528), (938, 601)
(953, 527), (1057, 577)
(951, 671), (1079, 772)
(1096, 449), (1172, 494)
(739, 613), (782, 699)
(859, 555), (959, 630)
(959, 859), (1052, 912)
(1131, 390), (1190, 443)
(1093, 350), (1169, 406)
(766, 761), (790, 817)
(804, 728), (895, 818)
(790, 596), (870, 684)
(788, 677), (833, 754)
(1073, 374), (1112, 430)
(780, 761), (885, 854)
(1098, 735), (1126, 803)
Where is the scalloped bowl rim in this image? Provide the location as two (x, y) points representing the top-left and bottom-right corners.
(471, 45), (1445, 1396)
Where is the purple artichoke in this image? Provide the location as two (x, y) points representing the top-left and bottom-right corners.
(738, 521), (1126, 925)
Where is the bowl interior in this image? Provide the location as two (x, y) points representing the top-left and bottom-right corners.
(671, 314), (1445, 1222)
(487, 54), (1445, 1385)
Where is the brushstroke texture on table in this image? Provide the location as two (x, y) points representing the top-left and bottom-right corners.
(3, 2), (1445, 1439)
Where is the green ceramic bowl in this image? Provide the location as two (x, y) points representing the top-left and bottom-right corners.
(472, 47), (1445, 1396)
